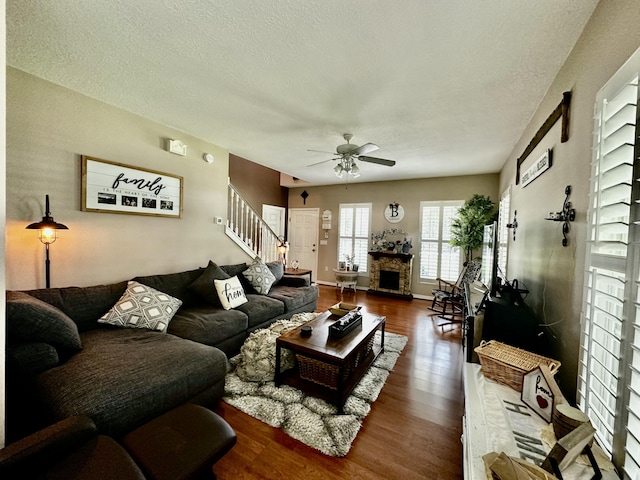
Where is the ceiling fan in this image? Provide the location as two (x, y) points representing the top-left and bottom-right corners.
(307, 133), (396, 179)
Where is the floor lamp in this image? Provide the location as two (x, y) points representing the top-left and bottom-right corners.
(26, 195), (69, 288)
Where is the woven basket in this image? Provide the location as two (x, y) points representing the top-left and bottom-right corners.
(474, 340), (560, 392)
(297, 334), (376, 389)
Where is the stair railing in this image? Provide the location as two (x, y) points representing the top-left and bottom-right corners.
(226, 179), (280, 263)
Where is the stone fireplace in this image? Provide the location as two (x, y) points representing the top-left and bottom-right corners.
(368, 252), (413, 300)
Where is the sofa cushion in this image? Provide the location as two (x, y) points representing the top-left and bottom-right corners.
(6, 291), (82, 351)
(241, 258), (276, 294)
(168, 307), (248, 348)
(133, 267), (204, 308)
(267, 285), (319, 312)
(34, 328), (228, 437)
(6, 341), (60, 376)
(214, 276), (248, 310)
(26, 282), (129, 332)
(98, 281), (182, 333)
(234, 294), (285, 329)
(187, 261), (230, 306)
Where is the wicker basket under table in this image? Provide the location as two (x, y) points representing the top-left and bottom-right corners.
(297, 334), (376, 390)
(474, 340), (560, 392)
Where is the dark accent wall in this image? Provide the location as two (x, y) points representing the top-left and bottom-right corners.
(229, 154), (288, 212)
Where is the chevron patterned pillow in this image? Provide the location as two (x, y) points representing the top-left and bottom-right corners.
(242, 257), (277, 294)
(98, 281), (182, 332)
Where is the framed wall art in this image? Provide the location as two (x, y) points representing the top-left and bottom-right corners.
(81, 156), (183, 218)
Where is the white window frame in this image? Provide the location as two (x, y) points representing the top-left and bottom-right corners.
(338, 203), (372, 274)
(579, 46), (640, 479)
(419, 200), (463, 282)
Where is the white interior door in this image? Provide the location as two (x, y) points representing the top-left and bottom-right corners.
(262, 204), (285, 237)
(288, 208), (319, 272)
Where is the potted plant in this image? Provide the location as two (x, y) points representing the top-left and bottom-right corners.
(450, 194), (496, 263)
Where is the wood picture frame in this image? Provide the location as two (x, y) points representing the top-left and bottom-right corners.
(81, 156), (183, 218)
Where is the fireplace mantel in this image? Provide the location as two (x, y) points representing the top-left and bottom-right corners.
(367, 252), (413, 300)
(368, 251), (413, 262)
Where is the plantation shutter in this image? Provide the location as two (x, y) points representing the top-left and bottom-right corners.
(419, 201), (462, 282)
(338, 203), (371, 272)
(497, 188), (511, 278)
(579, 47), (640, 478)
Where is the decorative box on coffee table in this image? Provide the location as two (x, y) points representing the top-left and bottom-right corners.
(275, 310), (385, 412)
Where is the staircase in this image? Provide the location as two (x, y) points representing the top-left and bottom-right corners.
(226, 179), (281, 263)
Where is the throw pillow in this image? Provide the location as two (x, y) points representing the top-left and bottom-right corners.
(6, 291), (83, 351)
(214, 276), (248, 310)
(98, 281), (182, 333)
(266, 261), (284, 284)
(242, 257), (277, 294)
(187, 260), (230, 306)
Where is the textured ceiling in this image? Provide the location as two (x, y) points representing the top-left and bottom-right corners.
(7, 0), (599, 186)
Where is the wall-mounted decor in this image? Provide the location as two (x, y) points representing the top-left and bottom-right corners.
(82, 156), (183, 218)
(516, 91), (571, 185)
(166, 139), (187, 156)
(521, 149), (552, 187)
(545, 185), (576, 246)
(384, 202), (404, 223)
(506, 210), (518, 241)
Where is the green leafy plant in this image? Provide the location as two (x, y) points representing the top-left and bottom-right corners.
(450, 194), (496, 263)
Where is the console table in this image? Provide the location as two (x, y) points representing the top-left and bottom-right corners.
(463, 363), (617, 479)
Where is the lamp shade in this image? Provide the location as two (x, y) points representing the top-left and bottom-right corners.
(26, 195), (68, 243)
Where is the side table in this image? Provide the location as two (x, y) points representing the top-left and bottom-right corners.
(333, 268), (359, 293)
(284, 268), (313, 285)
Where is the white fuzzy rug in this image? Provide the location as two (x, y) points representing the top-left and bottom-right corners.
(223, 329), (408, 457)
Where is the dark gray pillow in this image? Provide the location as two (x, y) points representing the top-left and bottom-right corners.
(6, 291), (82, 351)
(266, 261), (284, 284)
(188, 261), (230, 306)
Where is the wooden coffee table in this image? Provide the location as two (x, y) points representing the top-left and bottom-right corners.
(275, 311), (385, 412)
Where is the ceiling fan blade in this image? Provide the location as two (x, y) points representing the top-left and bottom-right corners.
(358, 156), (396, 167)
(307, 149), (338, 155)
(353, 142), (379, 156)
(306, 157), (340, 167)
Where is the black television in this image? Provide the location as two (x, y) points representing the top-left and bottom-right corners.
(480, 222), (499, 296)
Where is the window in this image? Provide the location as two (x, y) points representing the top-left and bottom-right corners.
(579, 47), (640, 478)
(497, 188), (511, 279)
(419, 201), (463, 282)
(338, 203), (371, 272)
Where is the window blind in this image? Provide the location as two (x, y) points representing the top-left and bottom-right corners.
(580, 47), (640, 478)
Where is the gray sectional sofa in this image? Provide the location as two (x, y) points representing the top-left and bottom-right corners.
(5, 260), (318, 443)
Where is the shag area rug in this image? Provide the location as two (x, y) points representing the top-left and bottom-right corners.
(223, 319), (408, 457)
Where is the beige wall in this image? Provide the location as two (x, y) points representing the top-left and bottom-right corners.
(6, 68), (250, 291)
(288, 174), (499, 298)
(499, 0), (640, 401)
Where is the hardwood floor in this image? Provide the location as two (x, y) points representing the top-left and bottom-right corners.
(212, 285), (465, 479)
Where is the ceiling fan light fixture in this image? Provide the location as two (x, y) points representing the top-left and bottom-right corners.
(350, 162), (360, 177)
(334, 164), (344, 178)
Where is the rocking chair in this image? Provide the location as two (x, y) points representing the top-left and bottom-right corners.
(430, 261), (482, 327)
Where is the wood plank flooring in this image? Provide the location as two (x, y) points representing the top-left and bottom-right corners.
(212, 285), (465, 479)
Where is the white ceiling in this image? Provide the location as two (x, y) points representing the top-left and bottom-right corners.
(7, 0), (599, 187)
